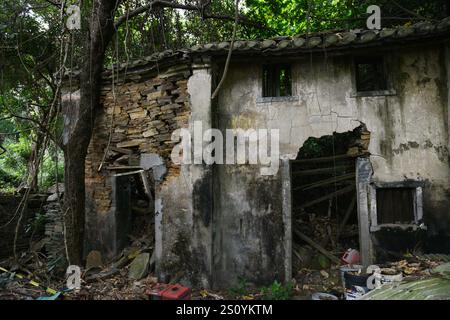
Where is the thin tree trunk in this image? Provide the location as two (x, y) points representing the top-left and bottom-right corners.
(27, 139), (41, 190)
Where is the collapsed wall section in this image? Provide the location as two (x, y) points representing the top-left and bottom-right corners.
(82, 64), (192, 259)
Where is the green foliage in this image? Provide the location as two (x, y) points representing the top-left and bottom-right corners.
(38, 149), (64, 191)
(108, 0), (242, 64)
(229, 277), (250, 296)
(0, 136), (31, 191)
(0, 1), (63, 193)
(25, 212), (48, 234)
(261, 280), (293, 300)
(0, 135), (63, 192)
(245, 0), (448, 37)
(297, 130), (357, 159)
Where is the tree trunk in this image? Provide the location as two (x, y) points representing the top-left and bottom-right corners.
(62, 0), (118, 265)
(27, 139), (41, 191)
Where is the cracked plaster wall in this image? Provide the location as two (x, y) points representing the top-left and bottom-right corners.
(214, 44), (449, 286)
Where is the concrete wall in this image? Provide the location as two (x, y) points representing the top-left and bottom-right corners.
(216, 43), (449, 284)
(156, 63), (214, 288)
(71, 41), (448, 289)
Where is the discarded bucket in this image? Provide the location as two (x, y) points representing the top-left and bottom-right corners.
(344, 270), (370, 289)
(340, 264), (364, 290)
(345, 285), (369, 300)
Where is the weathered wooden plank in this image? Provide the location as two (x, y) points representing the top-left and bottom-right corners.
(291, 153), (367, 164)
(298, 184), (355, 209)
(293, 172), (355, 191)
(291, 164), (354, 176)
(113, 169), (144, 177)
(110, 146), (133, 155)
(293, 229), (341, 264)
(337, 195), (357, 238)
(106, 166), (142, 170)
(140, 171), (153, 203)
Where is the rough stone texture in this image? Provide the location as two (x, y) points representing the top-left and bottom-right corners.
(0, 195), (42, 259)
(85, 250), (103, 269)
(44, 200), (66, 269)
(79, 64), (192, 259)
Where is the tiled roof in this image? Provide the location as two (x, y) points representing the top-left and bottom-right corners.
(65, 18), (450, 80)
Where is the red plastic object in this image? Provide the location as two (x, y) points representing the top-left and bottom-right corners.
(146, 283), (171, 300)
(146, 283), (191, 300)
(341, 249), (360, 265)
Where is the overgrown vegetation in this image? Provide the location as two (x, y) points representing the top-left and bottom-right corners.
(0, 135), (63, 193)
(229, 277), (250, 296)
(261, 280), (293, 300)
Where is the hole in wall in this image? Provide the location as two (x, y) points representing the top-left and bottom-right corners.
(290, 125), (370, 274)
(129, 171), (155, 244)
(113, 167), (155, 260)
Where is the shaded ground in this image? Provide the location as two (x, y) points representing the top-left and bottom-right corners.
(1, 243), (449, 300)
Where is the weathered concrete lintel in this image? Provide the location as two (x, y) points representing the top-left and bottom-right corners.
(370, 223), (427, 232)
(372, 180), (426, 188)
(256, 96), (299, 104)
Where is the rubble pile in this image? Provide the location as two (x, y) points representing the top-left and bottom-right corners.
(293, 213), (358, 271)
(0, 194), (46, 259)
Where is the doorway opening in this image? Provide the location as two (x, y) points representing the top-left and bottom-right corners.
(128, 171), (155, 248)
(109, 152), (156, 264)
(290, 125), (370, 273)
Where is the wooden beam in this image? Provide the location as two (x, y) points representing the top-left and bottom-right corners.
(293, 229), (341, 264)
(106, 166), (142, 170)
(140, 171), (154, 203)
(292, 172), (355, 191)
(291, 152), (367, 164)
(291, 164), (354, 176)
(110, 146), (133, 155)
(337, 195), (357, 239)
(113, 169), (144, 177)
(297, 184), (355, 209)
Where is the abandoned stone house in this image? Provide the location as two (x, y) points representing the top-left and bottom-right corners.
(61, 18), (450, 289)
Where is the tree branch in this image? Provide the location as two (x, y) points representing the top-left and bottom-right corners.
(44, 0), (62, 8)
(10, 113), (62, 149)
(211, 0), (240, 100)
(114, 0), (262, 30)
(391, 0), (429, 21)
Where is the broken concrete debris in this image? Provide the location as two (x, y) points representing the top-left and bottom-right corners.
(86, 250), (103, 270)
(128, 253), (150, 280)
